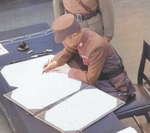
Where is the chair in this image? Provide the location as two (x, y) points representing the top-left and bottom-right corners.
(115, 40), (150, 133)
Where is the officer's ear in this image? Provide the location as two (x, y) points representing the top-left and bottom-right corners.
(70, 30), (81, 40)
(72, 32), (79, 39)
(67, 33), (76, 39)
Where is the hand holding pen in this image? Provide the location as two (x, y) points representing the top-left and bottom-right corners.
(42, 60), (59, 74)
(42, 59), (50, 74)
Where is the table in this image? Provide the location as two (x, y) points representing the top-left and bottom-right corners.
(0, 24), (125, 133)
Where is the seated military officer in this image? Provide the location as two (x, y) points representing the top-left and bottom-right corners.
(43, 14), (135, 102)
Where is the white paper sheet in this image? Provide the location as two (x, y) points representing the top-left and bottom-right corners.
(117, 127), (137, 133)
(0, 43), (9, 56)
(6, 72), (85, 110)
(36, 85), (125, 133)
(1, 55), (54, 88)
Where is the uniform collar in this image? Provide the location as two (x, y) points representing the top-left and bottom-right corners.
(78, 29), (88, 48)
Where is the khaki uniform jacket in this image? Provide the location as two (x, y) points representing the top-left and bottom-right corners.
(52, 29), (135, 100)
(53, 29), (122, 84)
(53, 0), (114, 37)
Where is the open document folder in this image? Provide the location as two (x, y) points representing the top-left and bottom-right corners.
(1, 54), (125, 132)
(1, 55), (87, 115)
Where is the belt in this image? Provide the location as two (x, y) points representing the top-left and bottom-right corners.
(65, 7), (101, 22)
(98, 66), (124, 81)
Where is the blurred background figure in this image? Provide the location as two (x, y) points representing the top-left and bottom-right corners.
(53, 0), (114, 42)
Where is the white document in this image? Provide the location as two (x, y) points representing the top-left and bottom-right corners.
(4, 72), (86, 115)
(0, 43), (9, 56)
(36, 85), (125, 133)
(1, 55), (54, 88)
(117, 127), (137, 133)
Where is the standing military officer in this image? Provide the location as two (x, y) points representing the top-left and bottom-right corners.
(43, 14), (135, 102)
(53, 0), (114, 42)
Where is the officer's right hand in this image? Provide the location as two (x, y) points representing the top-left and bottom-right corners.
(43, 60), (59, 73)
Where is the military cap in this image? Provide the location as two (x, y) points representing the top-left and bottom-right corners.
(52, 14), (81, 43)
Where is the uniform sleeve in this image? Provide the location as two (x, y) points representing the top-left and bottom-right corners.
(52, 46), (77, 66)
(53, 0), (65, 19)
(68, 46), (108, 84)
(98, 0), (114, 37)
